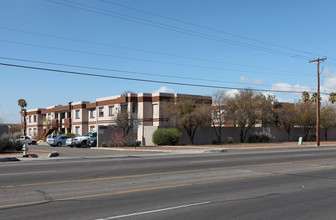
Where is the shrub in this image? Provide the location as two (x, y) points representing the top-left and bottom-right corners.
(152, 128), (181, 146)
(248, 132), (273, 143)
(65, 133), (76, 137)
(0, 133), (23, 152)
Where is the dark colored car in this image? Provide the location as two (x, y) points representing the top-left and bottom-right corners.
(87, 137), (97, 147)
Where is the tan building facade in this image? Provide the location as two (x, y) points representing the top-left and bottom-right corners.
(22, 92), (211, 144)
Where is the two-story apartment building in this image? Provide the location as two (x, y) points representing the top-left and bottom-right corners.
(22, 92), (212, 143)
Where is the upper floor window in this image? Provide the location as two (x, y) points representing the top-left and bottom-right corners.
(90, 109), (95, 118)
(75, 110), (80, 119)
(109, 106), (114, 116)
(47, 114), (51, 120)
(132, 105), (137, 113)
(33, 115), (36, 122)
(99, 108), (104, 117)
(29, 116), (31, 123)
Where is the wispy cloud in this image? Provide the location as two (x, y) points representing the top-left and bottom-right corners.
(153, 86), (175, 93)
(271, 83), (311, 92)
(240, 76), (248, 82)
(253, 79), (264, 84)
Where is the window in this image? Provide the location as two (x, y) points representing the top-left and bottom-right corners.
(90, 126), (95, 132)
(33, 128), (37, 135)
(75, 127), (80, 135)
(99, 107), (104, 117)
(29, 116), (31, 123)
(28, 129), (31, 135)
(109, 106), (114, 115)
(75, 110), (80, 119)
(55, 113), (58, 119)
(33, 115), (36, 122)
(90, 109), (95, 118)
(47, 114), (51, 120)
(132, 104), (137, 113)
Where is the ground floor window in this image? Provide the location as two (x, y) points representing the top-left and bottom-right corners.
(75, 127), (80, 135)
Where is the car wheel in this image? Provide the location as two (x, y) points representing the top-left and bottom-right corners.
(32, 141), (36, 145)
(57, 142), (62, 147)
(81, 141), (87, 148)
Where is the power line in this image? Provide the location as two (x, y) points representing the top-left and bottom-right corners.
(0, 26), (310, 75)
(0, 56), (318, 91)
(0, 56), (273, 87)
(0, 39), (311, 76)
(102, 0), (330, 60)
(0, 61), (328, 95)
(47, 0), (314, 60)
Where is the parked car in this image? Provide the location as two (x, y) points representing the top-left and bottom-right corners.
(47, 135), (68, 147)
(65, 136), (76, 147)
(72, 132), (97, 148)
(87, 137), (97, 147)
(16, 136), (37, 145)
(46, 134), (57, 143)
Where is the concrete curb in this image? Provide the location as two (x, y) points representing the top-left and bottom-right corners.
(1, 144), (335, 162)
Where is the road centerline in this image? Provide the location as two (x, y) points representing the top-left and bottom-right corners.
(1, 157), (336, 189)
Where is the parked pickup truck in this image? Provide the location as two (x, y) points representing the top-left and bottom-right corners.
(16, 136), (37, 145)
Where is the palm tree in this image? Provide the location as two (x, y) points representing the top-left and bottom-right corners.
(310, 92), (321, 103)
(17, 99), (27, 135)
(301, 91), (310, 103)
(329, 92), (336, 104)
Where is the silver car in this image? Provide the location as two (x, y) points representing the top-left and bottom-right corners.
(47, 135), (68, 147)
(65, 136), (76, 147)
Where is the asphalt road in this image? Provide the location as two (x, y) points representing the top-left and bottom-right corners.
(1, 148), (336, 219)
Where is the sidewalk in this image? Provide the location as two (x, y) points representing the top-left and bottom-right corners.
(1, 141), (336, 162)
(94, 141), (336, 152)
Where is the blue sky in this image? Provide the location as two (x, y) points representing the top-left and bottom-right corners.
(1, 0), (336, 123)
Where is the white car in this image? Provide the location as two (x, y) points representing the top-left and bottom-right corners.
(16, 136), (37, 145)
(65, 136), (76, 147)
(72, 132), (97, 148)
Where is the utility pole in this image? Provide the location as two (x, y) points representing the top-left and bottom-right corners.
(309, 57), (326, 146)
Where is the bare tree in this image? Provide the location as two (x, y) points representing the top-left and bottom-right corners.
(295, 102), (315, 141)
(162, 97), (211, 145)
(320, 104), (336, 141)
(225, 89), (274, 143)
(115, 111), (135, 138)
(211, 90), (228, 143)
(275, 103), (296, 141)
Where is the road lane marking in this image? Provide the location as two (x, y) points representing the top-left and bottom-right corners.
(0, 166), (335, 209)
(1, 157), (336, 189)
(97, 201), (211, 219)
(0, 170), (56, 176)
